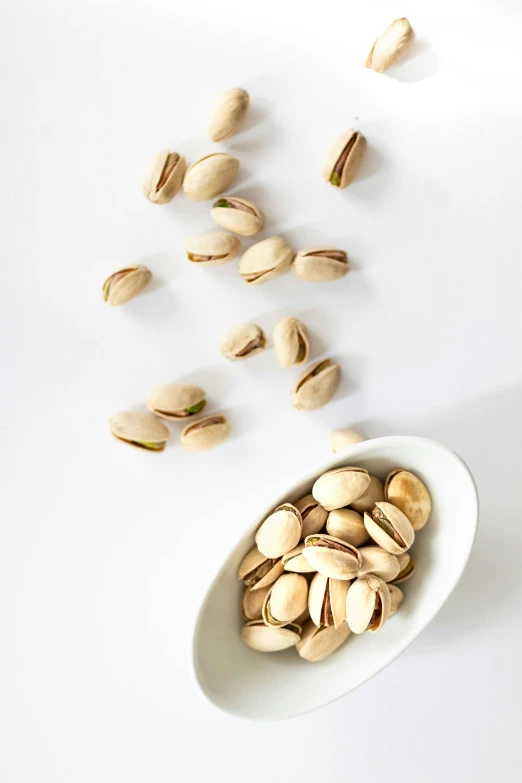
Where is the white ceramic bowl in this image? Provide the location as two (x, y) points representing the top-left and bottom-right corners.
(192, 436), (478, 721)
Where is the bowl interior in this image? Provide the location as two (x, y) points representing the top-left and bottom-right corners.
(192, 436), (478, 721)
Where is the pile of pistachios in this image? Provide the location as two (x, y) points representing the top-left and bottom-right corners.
(239, 464), (430, 661)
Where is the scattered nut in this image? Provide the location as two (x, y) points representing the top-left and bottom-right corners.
(330, 429), (365, 453)
(109, 410), (169, 451)
(185, 232), (241, 266)
(366, 17), (414, 73)
(208, 87), (250, 142)
(292, 248), (349, 282)
(239, 236), (293, 285)
(183, 153), (240, 201)
(210, 196), (264, 236)
(220, 323), (266, 361)
(291, 359), (341, 411)
(142, 149), (185, 204)
(102, 265), (151, 306)
(323, 129), (367, 188)
(145, 383), (206, 420)
(180, 414), (230, 452)
(273, 317), (310, 368)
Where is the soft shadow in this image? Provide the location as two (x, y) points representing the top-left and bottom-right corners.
(387, 38), (439, 83)
(176, 365), (236, 406)
(355, 143), (385, 183)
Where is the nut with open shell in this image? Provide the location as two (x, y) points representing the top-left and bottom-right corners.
(241, 620), (301, 652)
(308, 572), (349, 629)
(313, 466), (371, 511)
(364, 501), (415, 555)
(238, 546), (284, 591)
(302, 534), (361, 580)
(255, 504), (302, 559)
(346, 575), (391, 634)
(385, 469), (432, 531)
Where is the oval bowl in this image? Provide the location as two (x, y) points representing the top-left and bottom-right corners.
(192, 436), (479, 721)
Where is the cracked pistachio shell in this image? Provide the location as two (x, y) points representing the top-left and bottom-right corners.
(292, 247), (349, 282)
(296, 620), (351, 662)
(185, 232), (240, 266)
(364, 501), (415, 554)
(392, 552), (416, 584)
(145, 382), (206, 421)
(241, 620), (301, 652)
(323, 129), (367, 189)
(180, 414), (230, 452)
(142, 149), (186, 204)
(308, 572), (349, 629)
(313, 466), (371, 511)
(330, 428), (365, 453)
(273, 317), (310, 368)
(295, 494), (328, 538)
(358, 546), (400, 582)
(302, 534), (361, 580)
(262, 573), (308, 626)
(282, 543), (316, 574)
(385, 469), (432, 531)
(239, 236), (293, 285)
(183, 153), (240, 201)
(102, 265), (151, 306)
(211, 196), (263, 237)
(238, 546), (284, 590)
(220, 323), (266, 361)
(388, 584), (404, 617)
(208, 87), (250, 142)
(366, 17), (414, 73)
(109, 410), (169, 451)
(255, 504), (302, 559)
(241, 585), (270, 621)
(291, 359), (341, 412)
(346, 575), (391, 634)
(350, 475), (385, 513)
(326, 508), (369, 547)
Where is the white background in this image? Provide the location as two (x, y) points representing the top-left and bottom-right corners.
(2, 0), (522, 779)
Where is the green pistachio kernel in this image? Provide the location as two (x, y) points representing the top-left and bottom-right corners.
(185, 399), (206, 415)
(330, 172), (341, 187)
(133, 440), (164, 451)
(213, 198), (231, 208)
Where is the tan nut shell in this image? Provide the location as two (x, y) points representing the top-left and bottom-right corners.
(292, 248), (349, 282)
(308, 573), (349, 629)
(296, 620), (350, 662)
(350, 475), (385, 513)
(366, 17), (414, 73)
(238, 546), (284, 590)
(302, 535), (361, 580)
(145, 382), (205, 421)
(241, 585), (269, 621)
(183, 153), (240, 201)
(102, 265), (152, 306)
(180, 415), (230, 452)
(142, 149), (186, 204)
(291, 359), (341, 412)
(295, 494), (328, 538)
(346, 575), (391, 634)
(388, 584), (404, 617)
(241, 620), (301, 652)
(220, 323), (266, 361)
(262, 573), (308, 625)
(185, 232), (241, 266)
(358, 546), (400, 582)
(109, 410), (169, 450)
(385, 469), (432, 531)
(364, 501), (415, 554)
(326, 508), (369, 547)
(282, 544), (316, 574)
(313, 466), (371, 511)
(208, 87), (250, 142)
(330, 428), (365, 453)
(238, 236), (293, 285)
(392, 552), (416, 584)
(255, 504), (302, 559)
(210, 197), (264, 237)
(273, 317), (310, 369)
(323, 130), (367, 189)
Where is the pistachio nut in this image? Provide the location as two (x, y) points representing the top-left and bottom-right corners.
(326, 508), (369, 547)
(388, 584), (404, 617)
(363, 501), (415, 554)
(109, 410), (169, 451)
(282, 543), (316, 574)
(296, 620), (350, 662)
(241, 585), (270, 621)
(294, 494), (328, 538)
(142, 149), (186, 204)
(308, 572), (349, 629)
(292, 247), (349, 283)
(238, 236), (293, 285)
(366, 17), (414, 73)
(392, 552), (416, 584)
(291, 359), (341, 412)
(145, 382), (206, 421)
(102, 265), (151, 306)
(302, 534), (361, 580)
(273, 317), (310, 368)
(384, 469), (432, 531)
(241, 620), (301, 652)
(208, 87), (250, 142)
(350, 475), (385, 513)
(220, 323), (266, 361)
(180, 414), (230, 452)
(358, 545), (400, 582)
(312, 466), (371, 511)
(238, 546), (284, 590)
(346, 575), (391, 634)
(330, 428), (365, 453)
(323, 129), (367, 189)
(185, 232), (240, 266)
(255, 504), (302, 559)
(210, 196), (263, 237)
(183, 153), (240, 201)
(262, 573), (308, 626)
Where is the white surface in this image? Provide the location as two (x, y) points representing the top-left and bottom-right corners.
(2, 0), (522, 779)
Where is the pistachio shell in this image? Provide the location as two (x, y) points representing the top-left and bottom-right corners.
(388, 584), (404, 617)
(291, 359), (341, 412)
(326, 508), (369, 547)
(323, 130), (367, 189)
(292, 247), (349, 282)
(238, 546), (284, 590)
(142, 149), (186, 204)
(330, 428), (365, 453)
(294, 606), (311, 627)
(392, 552), (416, 584)
(350, 475), (385, 513)
(384, 469), (432, 531)
(346, 575), (391, 634)
(313, 466), (371, 511)
(109, 410), (169, 451)
(262, 573), (308, 625)
(294, 494), (328, 538)
(145, 382), (206, 421)
(183, 153), (240, 201)
(308, 572), (349, 629)
(241, 620), (301, 652)
(238, 236), (293, 285)
(273, 317), (310, 368)
(302, 534), (361, 580)
(185, 232), (241, 266)
(255, 504), (302, 559)
(220, 323), (266, 361)
(363, 501), (415, 554)
(358, 545), (400, 582)
(366, 18), (414, 73)
(210, 196), (264, 237)
(102, 265), (152, 306)
(241, 585), (269, 620)
(282, 544), (316, 574)
(296, 620), (351, 662)
(180, 414), (230, 452)
(208, 87), (250, 142)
